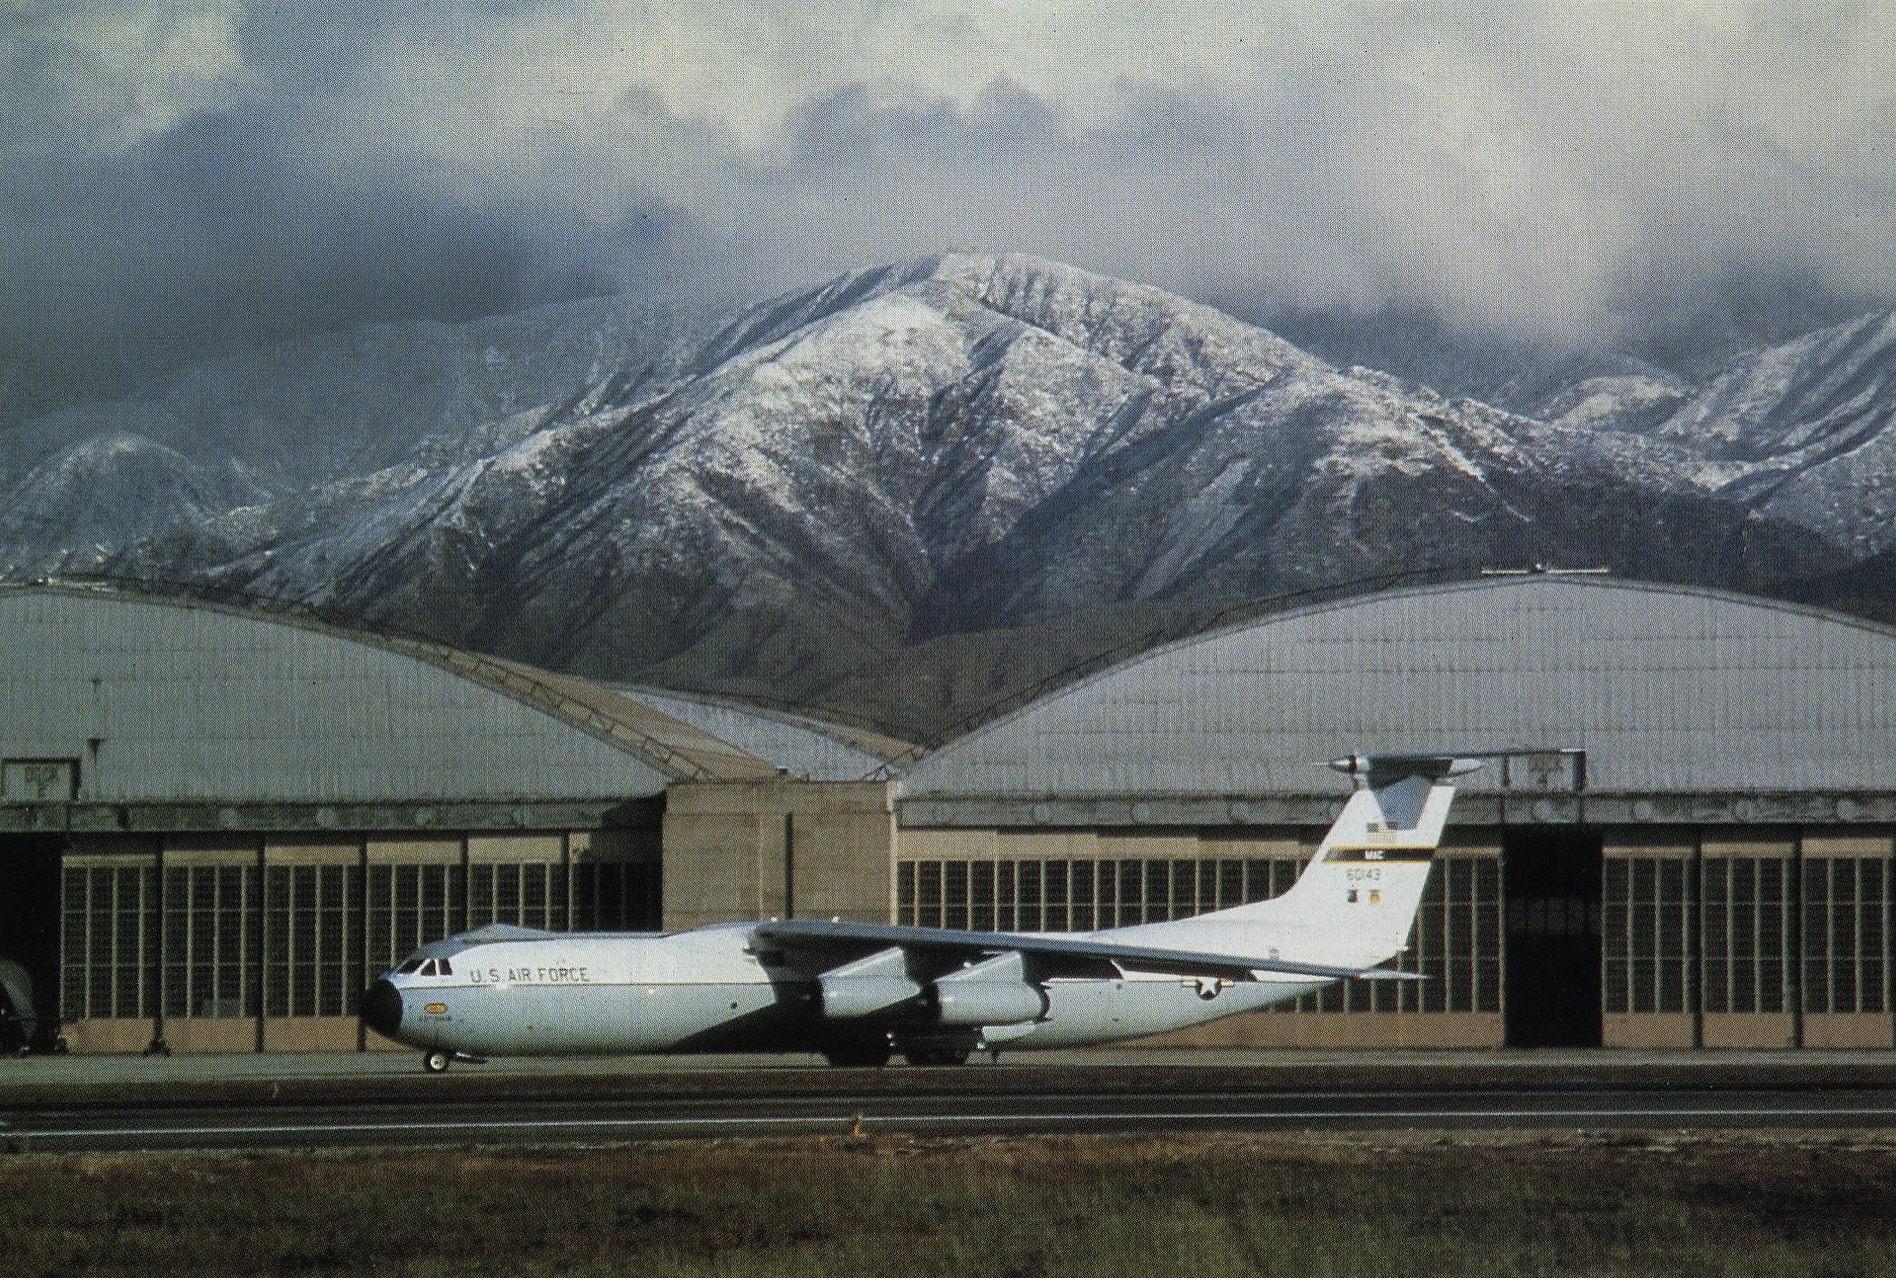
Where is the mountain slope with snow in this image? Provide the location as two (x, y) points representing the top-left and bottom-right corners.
(0, 254), (1887, 733)
(1655, 311), (1896, 555)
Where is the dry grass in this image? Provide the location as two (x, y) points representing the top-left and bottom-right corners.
(5, 1132), (1896, 1277)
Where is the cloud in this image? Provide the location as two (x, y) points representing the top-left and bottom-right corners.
(1, 0), (251, 156)
(4, 1), (1895, 414)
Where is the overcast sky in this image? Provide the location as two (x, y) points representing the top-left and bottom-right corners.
(5, 1), (1894, 403)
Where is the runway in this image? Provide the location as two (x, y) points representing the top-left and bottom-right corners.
(4, 1049), (1894, 1151)
(11, 1081), (1896, 1151)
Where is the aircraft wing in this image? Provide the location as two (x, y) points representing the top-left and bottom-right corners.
(751, 919), (1416, 983)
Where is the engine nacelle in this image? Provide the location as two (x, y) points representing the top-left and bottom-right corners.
(933, 980), (1047, 1026)
(932, 950), (1047, 1026)
(821, 974), (923, 1019)
(816, 947), (921, 1019)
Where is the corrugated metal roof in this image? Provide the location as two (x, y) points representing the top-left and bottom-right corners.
(0, 584), (699, 803)
(612, 685), (915, 780)
(899, 576), (1896, 801)
(441, 657), (779, 782)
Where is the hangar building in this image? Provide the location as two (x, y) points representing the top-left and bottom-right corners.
(874, 574), (1896, 1052)
(9, 574), (1896, 1054)
(0, 583), (904, 1053)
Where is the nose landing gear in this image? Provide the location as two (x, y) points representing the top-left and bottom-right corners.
(422, 1050), (452, 1074)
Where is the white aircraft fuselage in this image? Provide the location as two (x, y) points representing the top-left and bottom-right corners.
(361, 759), (1471, 1070)
(363, 923), (1327, 1061)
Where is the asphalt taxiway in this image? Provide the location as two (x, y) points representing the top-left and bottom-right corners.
(2, 1049), (1893, 1151)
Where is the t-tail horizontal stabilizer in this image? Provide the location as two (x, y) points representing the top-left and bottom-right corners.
(1329, 748), (1587, 793)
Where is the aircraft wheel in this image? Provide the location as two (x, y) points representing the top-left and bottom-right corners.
(902, 1046), (971, 1067)
(422, 1050), (452, 1074)
(823, 1042), (892, 1068)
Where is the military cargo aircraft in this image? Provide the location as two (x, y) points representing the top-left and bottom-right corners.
(361, 754), (1479, 1070)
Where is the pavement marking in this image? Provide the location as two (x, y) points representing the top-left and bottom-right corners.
(23, 1106), (1896, 1142)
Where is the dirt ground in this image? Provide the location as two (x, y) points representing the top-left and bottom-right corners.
(7, 1129), (1896, 1277)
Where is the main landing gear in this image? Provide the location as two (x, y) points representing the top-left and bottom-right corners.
(821, 1041), (893, 1068)
(821, 1034), (974, 1068)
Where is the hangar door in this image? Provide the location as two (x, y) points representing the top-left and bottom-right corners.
(1503, 829), (1603, 1047)
(0, 835), (64, 1044)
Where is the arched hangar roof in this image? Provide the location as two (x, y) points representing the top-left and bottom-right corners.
(0, 584), (776, 828)
(611, 685), (916, 781)
(898, 576), (1896, 828)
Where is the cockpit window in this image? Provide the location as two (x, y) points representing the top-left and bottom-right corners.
(419, 959), (438, 976)
(436, 959), (452, 976)
(397, 958), (425, 974)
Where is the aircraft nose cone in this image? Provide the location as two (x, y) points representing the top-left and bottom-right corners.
(360, 978), (404, 1040)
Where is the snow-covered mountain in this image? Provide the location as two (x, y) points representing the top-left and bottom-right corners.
(0, 253), (1888, 733)
(0, 432), (263, 577)
(1658, 312), (1896, 555)
(0, 290), (716, 496)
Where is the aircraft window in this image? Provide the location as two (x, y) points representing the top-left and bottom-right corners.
(397, 959), (425, 974)
(436, 959), (453, 976)
(418, 959), (438, 976)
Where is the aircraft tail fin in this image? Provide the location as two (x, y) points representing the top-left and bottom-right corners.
(1109, 755), (1474, 971)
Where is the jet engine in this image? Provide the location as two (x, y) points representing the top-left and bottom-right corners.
(931, 952), (1048, 1026)
(816, 947), (1049, 1026)
(817, 947), (921, 1019)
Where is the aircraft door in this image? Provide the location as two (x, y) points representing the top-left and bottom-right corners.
(1502, 829), (1603, 1047)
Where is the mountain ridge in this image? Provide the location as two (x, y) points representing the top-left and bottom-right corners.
(2, 253), (1890, 737)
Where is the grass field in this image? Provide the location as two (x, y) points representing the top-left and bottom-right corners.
(6, 1131), (1896, 1277)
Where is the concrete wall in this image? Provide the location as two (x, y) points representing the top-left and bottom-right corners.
(1141, 1012), (1505, 1050)
(662, 780), (896, 930)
